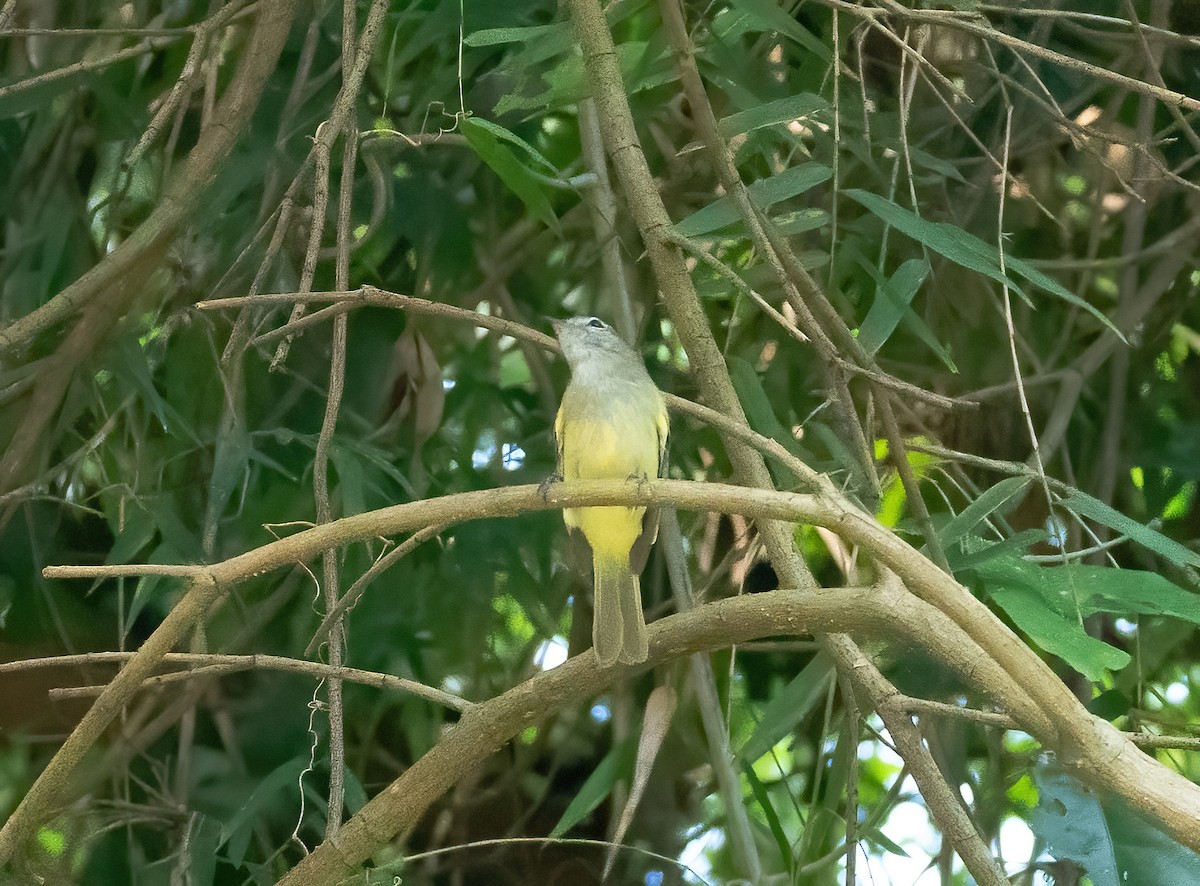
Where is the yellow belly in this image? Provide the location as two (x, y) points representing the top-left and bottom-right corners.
(558, 412), (657, 557)
(559, 413), (658, 482)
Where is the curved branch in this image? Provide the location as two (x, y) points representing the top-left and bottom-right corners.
(276, 587), (886, 884)
(23, 477), (1200, 870)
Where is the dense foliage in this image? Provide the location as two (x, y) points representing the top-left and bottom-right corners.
(1, 1), (1199, 883)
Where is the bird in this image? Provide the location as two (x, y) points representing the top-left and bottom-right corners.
(551, 316), (669, 666)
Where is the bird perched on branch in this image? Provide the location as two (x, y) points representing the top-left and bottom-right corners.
(551, 316), (669, 666)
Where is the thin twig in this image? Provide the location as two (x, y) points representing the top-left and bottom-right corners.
(17, 651), (467, 711)
(305, 524), (448, 656)
(858, 0), (1200, 112)
(0, 36), (185, 104)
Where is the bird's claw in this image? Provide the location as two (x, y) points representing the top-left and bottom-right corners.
(626, 469), (651, 492)
(539, 472), (563, 501)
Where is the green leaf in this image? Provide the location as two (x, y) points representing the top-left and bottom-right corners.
(207, 416), (251, 529)
(939, 476), (1032, 548)
(743, 763), (794, 874)
(1031, 765), (1119, 886)
(861, 826), (910, 858)
(844, 189), (1120, 335)
(1055, 564), (1200, 623)
(727, 356), (792, 444)
(0, 576), (12, 630)
(104, 500), (157, 566)
(770, 208), (829, 236)
(717, 93), (829, 139)
(1031, 762), (1200, 884)
(1088, 688), (1130, 721)
(330, 442), (366, 519)
(220, 756), (308, 866)
(989, 582), (1130, 680)
(858, 258), (930, 354)
(739, 652), (834, 763)
(675, 164), (832, 237)
(1062, 489), (1200, 571)
(900, 144), (969, 184)
(855, 255), (954, 370)
(727, 356), (803, 487)
(343, 765), (368, 816)
(1100, 783), (1200, 879)
(948, 529), (1047, 571)
(465, 24), (568, 47)
(111, 336), (194, 441)
(461, 117), (560, 234)
(727, 0), (831, 61)
(550, 740), (635, 837)
(975, 557), (1133, 680)
(187, 814), (222, 886)
(459, 116), (557, 174)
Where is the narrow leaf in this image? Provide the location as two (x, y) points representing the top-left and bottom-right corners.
(1062, 489), (1200, 570)
(460, 116), (557, 173)
(939, 476), (1032, 548)
(845, 189), (1119, 334)
(858, 258), (930, 355)
(675, 164), (831, 237)
(948, 529), (1047, 571)
(739, 653), (834, 762)
(465, 24), (567, 47)
(744, 763), (794, 874)
(727, 356), (803, 487)
(718, 93), (829, 138)
(550, 740), (636, 837)
(220, 756), (308, 866)
(604, 686), (677, 878)
(728, 0), (831, 60)
(461, 117), (559, 234)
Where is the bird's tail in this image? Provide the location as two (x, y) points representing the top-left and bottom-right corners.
(592, 552), (648, 666)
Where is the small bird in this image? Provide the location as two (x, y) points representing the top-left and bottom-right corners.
(551, 317), (669, 666)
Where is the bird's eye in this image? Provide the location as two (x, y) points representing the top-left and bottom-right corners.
(586, 318), (605, 329)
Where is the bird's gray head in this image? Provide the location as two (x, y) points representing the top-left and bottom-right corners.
(551, 316), (636, 369)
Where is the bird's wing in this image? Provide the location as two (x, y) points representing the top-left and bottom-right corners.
(630, 394), (669, 573)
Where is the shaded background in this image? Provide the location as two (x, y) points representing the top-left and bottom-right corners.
(1, 0), (1199, 883)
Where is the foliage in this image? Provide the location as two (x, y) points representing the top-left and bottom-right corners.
(1, 0), (1199, 883)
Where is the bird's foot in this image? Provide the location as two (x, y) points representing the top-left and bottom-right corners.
(626, 469), (652, 493)
(538, 472), (563, 501)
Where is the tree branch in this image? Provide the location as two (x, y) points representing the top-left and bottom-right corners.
(20, 477), (1200, 872)
(275, 586), (886, 884)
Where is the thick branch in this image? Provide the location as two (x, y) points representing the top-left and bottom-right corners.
(276, 587), (886, 884)
(26, 478), (1200, 868)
